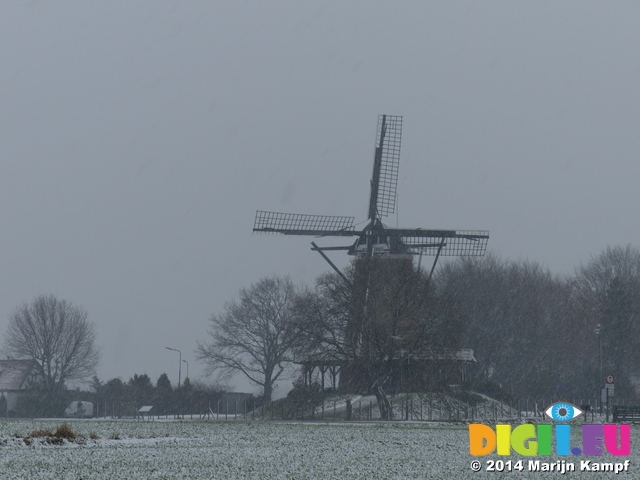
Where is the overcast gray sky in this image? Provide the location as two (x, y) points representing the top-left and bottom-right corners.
(1, 1), (639, 396)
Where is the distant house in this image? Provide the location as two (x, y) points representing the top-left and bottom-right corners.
(0, 360), (40, 414)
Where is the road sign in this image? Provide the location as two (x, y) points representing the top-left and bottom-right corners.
(606, 374), (615, 384)
(606, 384), (615, 397)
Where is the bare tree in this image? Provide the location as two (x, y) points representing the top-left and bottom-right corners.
(195, 276), (300, 402)
(2, 294), (100, 397)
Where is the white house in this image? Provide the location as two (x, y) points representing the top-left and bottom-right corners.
(0, 360), (40, 414)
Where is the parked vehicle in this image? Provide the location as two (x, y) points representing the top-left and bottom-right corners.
(65, 400), (93, 418)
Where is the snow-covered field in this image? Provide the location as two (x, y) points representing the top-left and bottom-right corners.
(0, 419), (636, 479)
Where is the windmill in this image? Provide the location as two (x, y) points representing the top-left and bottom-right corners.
(253, 114), (489, 399)
(253, 114), (489, 278)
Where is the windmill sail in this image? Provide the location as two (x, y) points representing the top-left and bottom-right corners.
(390, 228), (489, 256)
(253, 210), (356, 236)
(253, 114), (488, 259)
(368, 115), (402, 221)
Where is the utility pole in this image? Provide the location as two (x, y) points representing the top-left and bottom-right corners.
(165, 346), (182, 389)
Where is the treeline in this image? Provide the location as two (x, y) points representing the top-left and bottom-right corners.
(197, 244), (640, 405)
(93, 374), (231, 418)
(433, 244), (640, 401)
(14, 373), (239, 418)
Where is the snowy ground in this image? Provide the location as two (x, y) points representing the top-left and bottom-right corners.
(0, 419), (637, 479)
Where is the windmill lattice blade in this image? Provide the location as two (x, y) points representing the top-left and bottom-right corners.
(253, 211), (356, 236)
(400, 230), (489, 256)
(375, 115), (402, 217)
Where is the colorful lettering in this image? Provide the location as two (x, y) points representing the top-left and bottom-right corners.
(469, 423), (630, 457)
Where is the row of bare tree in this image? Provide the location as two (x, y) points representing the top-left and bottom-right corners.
(436, 246), (640, 401)
(196, 245), (640, 406)
(3, 244), (640, 415)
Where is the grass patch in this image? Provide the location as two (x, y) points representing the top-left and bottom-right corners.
(54, 423), (78, 441)
(22, 423), (84, 446)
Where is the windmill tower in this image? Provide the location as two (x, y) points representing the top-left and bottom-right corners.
(253, 114), (489, 392)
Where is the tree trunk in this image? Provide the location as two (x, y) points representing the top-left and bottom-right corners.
(263, 370), (273, 403)
(375, 385), (393, 420)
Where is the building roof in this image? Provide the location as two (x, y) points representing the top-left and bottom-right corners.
(417, 348), (477, 362)
(0, 360), (36, 390)
(297, 348), (477, 366)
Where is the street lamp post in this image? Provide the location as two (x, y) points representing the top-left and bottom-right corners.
(165, 346), (182, 389)
(182, 359), (189, 382)
(595, 324), (603, 414)
(595, 324), (603, 381)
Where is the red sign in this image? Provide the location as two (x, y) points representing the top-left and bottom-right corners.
(606, 374), (615, 384)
